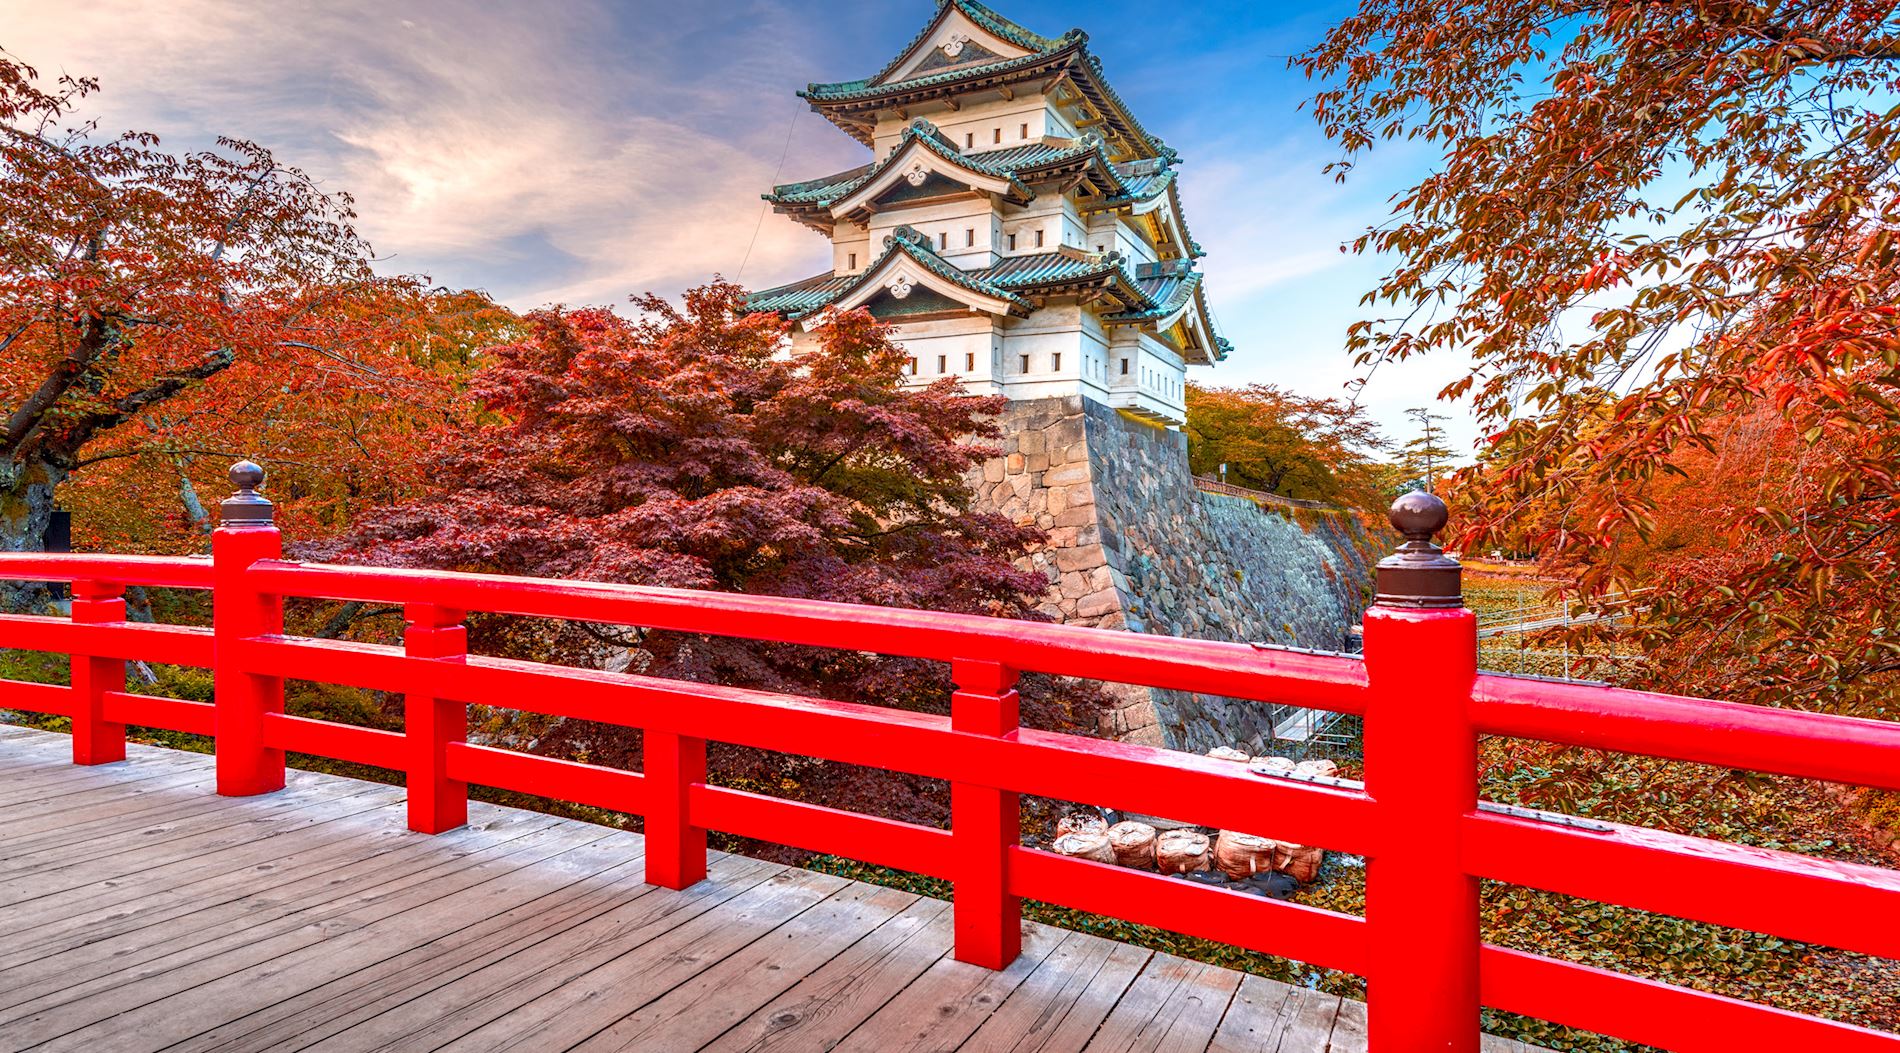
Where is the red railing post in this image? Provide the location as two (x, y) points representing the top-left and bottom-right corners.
(1362, 492), (1480, 1051)
(404, 602), (468, 833)
(644, 727), (708, 889)
(212, 461), (286, 797)
(950, 657), (1022, 968)
(69, 579), (127, 765)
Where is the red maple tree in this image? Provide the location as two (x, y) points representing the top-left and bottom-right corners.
(326, 287), (1094, 841)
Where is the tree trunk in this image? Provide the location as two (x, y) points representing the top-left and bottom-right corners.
(0, 455), (65, 610)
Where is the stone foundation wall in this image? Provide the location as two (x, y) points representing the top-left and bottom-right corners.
(972, 396), (1376, 751)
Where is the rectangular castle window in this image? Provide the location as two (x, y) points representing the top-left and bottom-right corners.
(1053, 352), (1062, 371)
(907, 357), (918, 375)
(938, 355), (947, 373)
(965, 132), (974, 149)
(1019, 354), (1029, 373)
(848, 252), (857, 269)
(965, 352), (976, 371)
(1007, 233), (1017, 250)
(1020, 122), (1029, 139)
(993, 127), (1002, 144)
(1035, 229), (1045, 248)
(938, 232), (947, 250)
(965, 228), (975, 247)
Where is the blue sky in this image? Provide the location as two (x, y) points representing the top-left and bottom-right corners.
(3, 0), (1477, 453)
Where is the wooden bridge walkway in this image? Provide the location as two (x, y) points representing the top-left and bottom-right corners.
(0, 725), (1537, 1053)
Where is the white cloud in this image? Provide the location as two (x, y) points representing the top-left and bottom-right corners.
(0, 0), (847, 307)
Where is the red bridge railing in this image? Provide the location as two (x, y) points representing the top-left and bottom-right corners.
(0, 466), (1896, 1051)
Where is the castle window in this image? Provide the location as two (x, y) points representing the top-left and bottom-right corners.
(848, 252), (857, 269)
(1095, 244), (1105, 253)
(1019, 354), (1029, 373)
(1007, 233), (1017, 250)
(938, 354), (947, 373)
(965, 132), (973, 149)
(907, 357), (918, 375)
(1053, 352), (1062, 371)
(1120, 359), (1129, 375)
(965, 228), (975, 247)
(1020, 122), (1029, 139)
(938, 232), (947, 250)
(993, 127), (1002, 144)
(965, 352), (976, 371)
(1035, 229), (1045, 248)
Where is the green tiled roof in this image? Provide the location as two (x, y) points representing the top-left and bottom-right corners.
(853, 0), (1069, 90)
(1103, 271), (1202, 322)
(804, 41), (1083, 105)
(746, 225), (1032, 321)
(981, 251), (1119, 288)
(766, 120), (1038, 212)
(745, 271), (858, 317)
(765, 163), (876, 207)
(767, 126), (1172, 219)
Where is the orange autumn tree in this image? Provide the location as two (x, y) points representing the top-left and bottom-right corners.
(55, 287), (519, 555)
(0, 53), (452, 575)
(1184, 383), (1390, 508)
(1301, 1), (1900, 714)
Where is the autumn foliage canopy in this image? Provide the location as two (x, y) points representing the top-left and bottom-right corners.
(1303, 0), (1900, 714)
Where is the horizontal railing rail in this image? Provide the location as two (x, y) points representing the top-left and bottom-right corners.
(0, 466), (1893, 1051)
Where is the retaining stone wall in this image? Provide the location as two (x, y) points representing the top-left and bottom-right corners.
(971, 396), (1376, 752)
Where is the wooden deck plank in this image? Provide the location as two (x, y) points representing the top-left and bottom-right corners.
(166, 842), (657, 1053)
(47, 829), (648, 1053)
(1206, 974), (1296, 1053)
(1080, 952), (1242, 1053)
(430, 866), (850, 1053)
(699, 895), (955, 1053)
(0, 802), (562, 1018)
(9, 817), (600, 1041)
(0, 726), (1555, 1053)
(960, 930), (1152, 1052)
(827, 923), (1068, 1053)
(0, 799), (539, 998)
(0, 752), (212, 806)
(1327, 997), (1368, 1051)
(0, 787), (408, 957)
(1270, 987), (1346, 1053)
(295, 853), (786, 1053)
(567, 882), (920, 1053)
(0, 775), (394, 908)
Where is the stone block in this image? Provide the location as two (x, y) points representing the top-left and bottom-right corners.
(983, 459), (1005, 483)
(1005, 453), (1025, 473)
(1043, 465), (1090, 486)
(1055, 546), (1107, 573)
(1026, 452), (1049, 473)
(1053, 507), (1095, 529)
(1018, 430), (1045, 454)
(1047, 487), (1068, 515)
(1076, 589), (1120, 618)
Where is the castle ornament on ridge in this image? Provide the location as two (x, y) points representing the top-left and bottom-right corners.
(745, 0), (1230, 427)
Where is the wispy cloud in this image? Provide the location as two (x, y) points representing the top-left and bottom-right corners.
(2, 0), (851, 304)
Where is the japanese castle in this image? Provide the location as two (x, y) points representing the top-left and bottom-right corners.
(745, 0), (1230, 427)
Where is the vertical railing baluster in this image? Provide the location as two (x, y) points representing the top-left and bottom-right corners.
(69, 579), (126, 765)
(950, 657), (1022, 968)
(212, 461), (286, 796)
(1362, 492), (1480, 1051)
(644, 727), (707, 889)
(404, 602), (468, 833)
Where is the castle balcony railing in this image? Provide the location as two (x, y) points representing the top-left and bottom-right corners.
(1, 465), (1896, 1051)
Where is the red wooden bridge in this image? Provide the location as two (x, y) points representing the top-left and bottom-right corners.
(0, 465), (1895, 1052)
